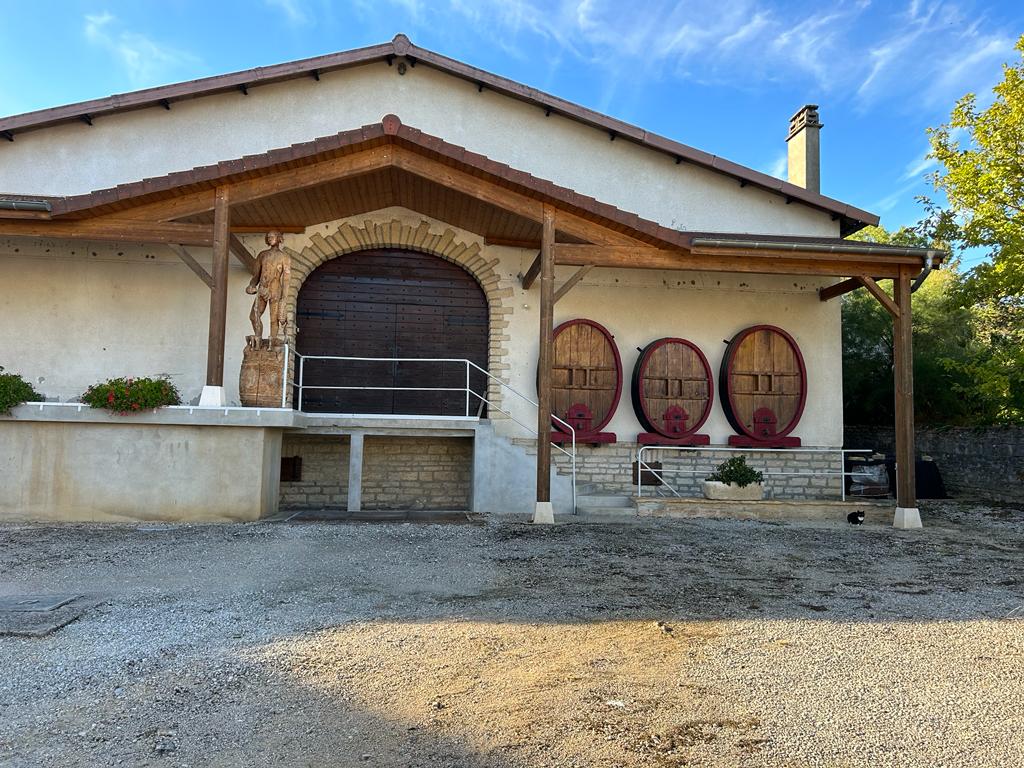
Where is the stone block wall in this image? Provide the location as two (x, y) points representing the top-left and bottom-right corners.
(515, 439), (844, 500)
(845, 425), (1024, 502)
(362, 436), (473, 510)
(280, 435), (350, 510)
(279, 434), (473, 510)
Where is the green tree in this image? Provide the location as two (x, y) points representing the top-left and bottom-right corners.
(842, 225), (1023, 425)
(927, 34), (1024, 301)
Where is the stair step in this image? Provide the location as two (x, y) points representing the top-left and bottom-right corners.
(577, 494), (634, 508)
(575, 507), (638, 520)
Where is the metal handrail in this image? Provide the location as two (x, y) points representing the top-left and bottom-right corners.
(290, 352), (577, 514)
(636, 444), (877, 502)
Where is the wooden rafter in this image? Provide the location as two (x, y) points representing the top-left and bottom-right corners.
(819, 277), (862, 302)
(554, 265), (592, 303)
(228, 235), (258, 275)
(857, 275), (899, 319)
(521, 253), (542, 289)
(167, 245), (213, 288)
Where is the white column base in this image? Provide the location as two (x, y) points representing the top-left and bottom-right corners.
(198, 385), (227, 407)
(532, 501), (555, 525)
(893, 507), (923, 529)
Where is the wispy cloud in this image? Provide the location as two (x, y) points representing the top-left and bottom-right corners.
(265, 0), (311, 26)
(765, 151), (787, 180)
(854, 2), (1016, 111)
(84, 12), (199, 87)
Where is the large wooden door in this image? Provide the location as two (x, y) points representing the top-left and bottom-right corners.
(295, 249), (488, 414)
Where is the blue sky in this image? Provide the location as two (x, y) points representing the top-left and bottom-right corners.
(1, 1), (1021, 266)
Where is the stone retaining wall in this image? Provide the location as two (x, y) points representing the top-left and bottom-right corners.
(845, 425), (1024, 502)
(515, 440), (844, 500)
(280, 434), (473, 510)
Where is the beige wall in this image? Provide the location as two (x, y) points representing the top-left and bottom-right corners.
(0, 421), (280, 522)
(0, 206), (844, 447)
(0, 63), (839, 238)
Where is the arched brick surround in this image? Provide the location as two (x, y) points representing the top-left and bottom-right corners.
(283, 218), (513, 413)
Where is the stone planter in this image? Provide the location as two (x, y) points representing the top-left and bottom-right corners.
(702, 480), (764, 501)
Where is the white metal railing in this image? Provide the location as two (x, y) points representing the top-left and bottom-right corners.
(635, 445), (877, 502)
(291, 353), (577, 513)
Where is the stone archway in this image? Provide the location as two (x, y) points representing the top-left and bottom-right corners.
(283, 218), (511, 412)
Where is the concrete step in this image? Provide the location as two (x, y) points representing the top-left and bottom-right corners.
(577, 494), (634, 508)
(574, 507), (639, 521)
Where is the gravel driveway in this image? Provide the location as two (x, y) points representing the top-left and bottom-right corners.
(1, 501), (1022, 767)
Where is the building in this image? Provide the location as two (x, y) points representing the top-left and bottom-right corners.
(0, 35), (941, 527)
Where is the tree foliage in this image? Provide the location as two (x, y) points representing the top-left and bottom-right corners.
(843, 227), (1023, 425)
(927, 34), (1024, 302)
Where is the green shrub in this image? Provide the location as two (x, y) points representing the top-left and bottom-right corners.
(707, 455), (764, 488)
(0, 367), (43, 414)
(82, 376), (181, 413)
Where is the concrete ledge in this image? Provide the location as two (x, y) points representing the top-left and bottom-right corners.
(6, 402), (298, 428)
(636, 497), (894, 524)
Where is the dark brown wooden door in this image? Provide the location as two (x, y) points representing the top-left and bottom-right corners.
(295, 250), (488, 415)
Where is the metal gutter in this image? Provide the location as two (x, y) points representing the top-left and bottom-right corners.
(0, 199), (51, 212)
(691, 237), (945, 261)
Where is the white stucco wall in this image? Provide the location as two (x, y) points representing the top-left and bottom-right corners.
(0, 207), (843, 447)
(0, 63), (840, 238)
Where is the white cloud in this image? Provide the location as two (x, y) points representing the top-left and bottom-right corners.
(765, 151), (787, 180)
(83, 12), (199, 87)
(265, 0), (311, 25)
(855, 1), (1016, 111)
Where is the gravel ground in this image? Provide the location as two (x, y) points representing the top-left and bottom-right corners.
(0, 500), (1022, 767)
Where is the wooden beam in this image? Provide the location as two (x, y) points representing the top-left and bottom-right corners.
(554, 265), (593, 303)
(556, 243), (904, 278)
(858, 276), (899, 319)
(535, 205), (556, 511)
(819, 277), (862, 301)
(0, 218), (213, 246)
(167, 245), (213, 288)
(391, 147), (646, 246)
(105, 146), (393, 223)
(893, 265), (917, 515)
(206, 187), (230, 387)
(228, 234), (258, 275)
(690, 245), (923, 268)
(521, 253), (542, 290)
(485, 236), (540, 249)
(230, 225), (305, 234)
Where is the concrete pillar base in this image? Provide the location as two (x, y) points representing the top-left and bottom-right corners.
(198, 385), (227, 407)
(893, 506), (923, 529)
(347, 432), (364, 513)
(532, 501), (555, 525)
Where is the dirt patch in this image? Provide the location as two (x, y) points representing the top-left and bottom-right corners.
(0, 500), (1022, 766)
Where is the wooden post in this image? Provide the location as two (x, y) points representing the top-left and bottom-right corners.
(205, 186), (231, 391)
(534, 205), (556, 523)
(892, 264), (921, 528)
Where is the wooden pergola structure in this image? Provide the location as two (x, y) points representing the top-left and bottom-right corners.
(0, 116), (942, 525)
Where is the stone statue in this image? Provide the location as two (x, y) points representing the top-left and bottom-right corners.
(246, 230), (291, 348)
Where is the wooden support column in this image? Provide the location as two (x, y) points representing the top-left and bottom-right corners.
(533, 205), (556, 524)
(892, 264), (921, 528)
(204, 187), (231, 397)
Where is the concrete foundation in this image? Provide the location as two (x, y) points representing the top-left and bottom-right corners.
(0, 416), (281, 523)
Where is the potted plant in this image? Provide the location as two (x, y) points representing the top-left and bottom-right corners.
(703, 455), (764, 501)
(0, 366), (43, 415)
(82, 376), (181, 414)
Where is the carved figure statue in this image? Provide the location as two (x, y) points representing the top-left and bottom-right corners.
(246, 230), (291, 347)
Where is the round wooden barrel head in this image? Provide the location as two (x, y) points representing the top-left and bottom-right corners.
(631, 337), (713, 438)
(719, 325), (807, 440)
(548, 319), (622, 434)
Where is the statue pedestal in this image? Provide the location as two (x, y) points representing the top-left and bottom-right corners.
(240, 339), (293, 408)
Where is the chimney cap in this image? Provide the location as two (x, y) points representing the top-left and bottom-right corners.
(787, 104), (822, 141)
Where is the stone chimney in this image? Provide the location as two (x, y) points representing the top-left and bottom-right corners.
(786, 105), (822, 194)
